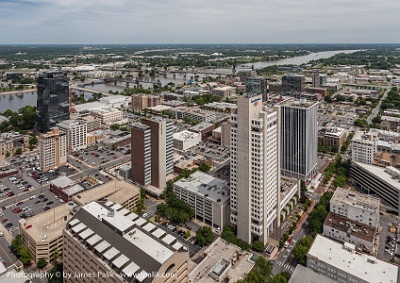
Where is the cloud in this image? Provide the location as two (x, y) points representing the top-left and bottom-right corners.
(0, 0), (398, 44)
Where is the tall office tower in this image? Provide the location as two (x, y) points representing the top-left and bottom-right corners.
(311, 70), (320, 88)
(57, 119), (87, 152)
(36, 71), (70, 133)
(230, 94), (280, 244)
(276, 98), (319, 182)
(281, 74), (305, 98)
(245, 76), (268, 102)
(131, 118), (173, 190)
(38, 127), (67, 172)
(63, 201), (189, 283)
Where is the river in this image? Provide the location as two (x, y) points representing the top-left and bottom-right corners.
(0, 49), (360, 113)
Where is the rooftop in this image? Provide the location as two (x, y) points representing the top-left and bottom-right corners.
(63, 184), (85, 197)
(189, 237), (254, 283)
(324, 212), (376, 243)
(307, 235), (398, 283)
(56, 119), (86, 128)
(67, 201), (187, 283)
(189, 122), (214, 132)
(288, 264), (336, 283)
(51, 175), (75, 189)
(278, 97), (319, 109)
(19, 203), (73, 243)
(173, 130), (200, 141)
(174, 171), (230, 204)
(72, 180), (140, 206)
(352, 162), (400, 191)
(331, 187), (380, 211)
(318, 127), (347, 138)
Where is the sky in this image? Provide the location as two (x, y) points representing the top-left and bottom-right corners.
(0, 0), (399, 44)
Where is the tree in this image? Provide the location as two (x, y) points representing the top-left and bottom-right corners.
(110, 124), (120, 131)
(196, 226), (215, 247)
(18, 246), (33, 266)
(15, 148), (22, 155)
(185, 230), (191, 239)
(294, 244), (309, 265)
(5, 151), (10, 158)
(52, 248), (60, 263)
(37, 258), (48, 269)
(251, 241), (265, 252)
(198, 161), (211, 172)
(29, 136), (38, 150)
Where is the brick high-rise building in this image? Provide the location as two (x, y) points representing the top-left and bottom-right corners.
(131, 118), (173, 192)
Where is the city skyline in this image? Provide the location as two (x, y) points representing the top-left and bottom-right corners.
(0, 0), (398, 44)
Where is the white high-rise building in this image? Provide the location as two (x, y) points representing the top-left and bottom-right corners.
(230, 94), (280, 244)
(57, 119), (87, 152)
(38, 127), (67, 172)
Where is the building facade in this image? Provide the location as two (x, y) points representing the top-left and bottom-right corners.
(230, 94), (280, 243)
(245, 76), (268, 101)
(38, 127), (67, 172)
(318, 127), (347, 150)
(63, 201), (189, 283)
(277, 98), (319, 182)
(330, 187), (380, 228)
(57, 119), (87, 152)
(91, 108), (123, 125)
(0, 138), (13, 158)
(350, 162), (400, 215)
(131, 118), (173, 190)
(281, 74), (305, 98)
(351, 131), (377, 165)
(173, 171), (230, 229)
(307, 235), (398, 283)
(36, 71), (70, 133)
(173, 130), (201, 151)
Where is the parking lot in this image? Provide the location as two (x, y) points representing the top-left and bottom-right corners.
(377, 215), (400, 261)
(0, 174), (37, 202)
(0, 189), (62, 236)
(71, 145), (127, 168)
(195, 142), (230, 162)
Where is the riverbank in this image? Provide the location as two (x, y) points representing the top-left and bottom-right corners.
(0, 88), (36, 97)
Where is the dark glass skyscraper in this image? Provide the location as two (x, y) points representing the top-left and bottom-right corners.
(36, 71), (70, 133)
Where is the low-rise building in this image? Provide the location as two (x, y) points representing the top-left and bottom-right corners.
(38, 127), (68, 172)
(80, 115), (101, 132)
(323, 212), (377, 254)
(71, 180), (140, 210)
(330, 187), (380, 228)
(189, 237), (254, 283)
(183, 109), (216, 123)
(0, 138), (13, 158)
(351, 131), (377, 165)
(91, 107), (123, 125)
(288, 264), (336, 283)
(307, 235), (398, 283)
(63, 201), (189, 283)
(203, 102), (237, 112)
(318, 127), (347, 149)
(19, 180), (141, 265)
(350, 162), (400, 214)
(188, 122), (215, 141)
(173, 171), (230, 229)
(173, 130), (201, 151)
(381, 115), (400, 132)
(99, 95), (131, 109)
(19, 203), (75, 264)
(50, 176), (85, 202)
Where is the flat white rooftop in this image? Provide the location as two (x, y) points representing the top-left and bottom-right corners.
(307, 235), (398, 283)
(174, 171), (230, 203)
(123, 228), (174, 264)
